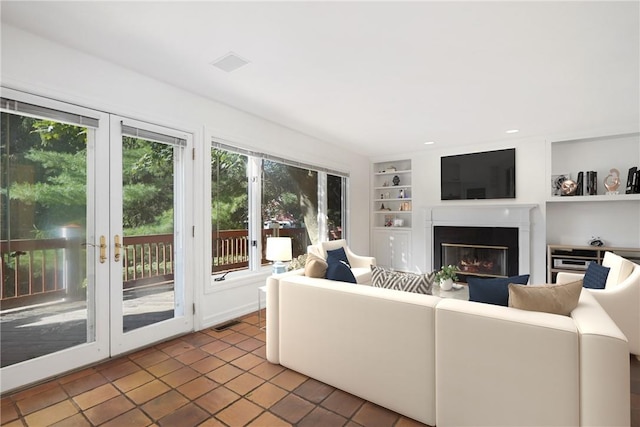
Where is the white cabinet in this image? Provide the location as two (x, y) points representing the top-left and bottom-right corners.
(372, 229), (412, 271)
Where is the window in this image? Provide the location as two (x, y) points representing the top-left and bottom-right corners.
(210, 142), (348, 278)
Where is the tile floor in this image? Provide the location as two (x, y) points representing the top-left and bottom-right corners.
(1, 310), (639, 427)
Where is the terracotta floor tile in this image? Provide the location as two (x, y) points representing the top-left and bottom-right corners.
(246, 411), (292, 427)
(160, 366), (200, 388)
(160, 340), (195, 357)
(140, 390), (189, 421)
(195, 386), (240, 414)
(215, 398), (263, 426)
(225, 372), (265, 396)
(99, 359), (142, 381)
(126, 380), (171, 405)
(230, 320), (254, 332)
(254, 331), (266, 342)
(191, 355), (226, 374)
(156, 402), (209, 427)
(204, 327), (234, 339)
(2, 420), (25, 427)
(220, 332), (250, 345)
(131, 350), (170, 368)
(174, 348), (209, 365)
(11, 381), (59, 402)
(200, 340), (231, 355)
(73, 383), (121, 410)
(23, 400), (78, 427)
(270, 369), (308, 391)
(293, 378), (335, 404)
(176, 376), (218, 400)
(197, 417), (227, 427)
(352, 402), (400, 427)
(114, 370), (155, 392)
(180, 331), (216, 347)
(49, 413), (91, 427)
(230, 352), (264, 371)
(146, 358), (184, 378)
(242, 325), (263, 337)
(128, 346), (158, 360)
(83, 395), (135, 425)
(100, 408), (152, 427)
(1, 399), (19, 422)
(321, 389), (365, 418)
(236, 337), (264, 352)
(246, 382), (288, 409)
(57, 367), (97, 385)
(270, 393), (315, 424)
(206, 363), (243, 384)
(250, 361), (285, 380)
(298, 406), (348, 427)
(15, 385), (68, 415)
(395, 415), (431, 427)
(216, 346), (247, 362)
(61, 372), (108, 397)
(252, 345), (267, 358)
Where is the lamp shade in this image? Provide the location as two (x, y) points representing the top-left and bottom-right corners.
(266, 237), (292, 262)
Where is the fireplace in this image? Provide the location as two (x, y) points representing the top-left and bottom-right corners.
(434, 226), (519, 282)
(425, 204), (536, 281)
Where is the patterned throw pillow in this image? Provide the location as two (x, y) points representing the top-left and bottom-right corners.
(370, 265), (434, 295)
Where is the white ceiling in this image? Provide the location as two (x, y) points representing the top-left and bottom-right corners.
(2, 1), (639, 157)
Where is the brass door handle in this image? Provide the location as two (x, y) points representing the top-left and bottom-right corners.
(114, 235), (122, 262)
(83, 236), (107, 263)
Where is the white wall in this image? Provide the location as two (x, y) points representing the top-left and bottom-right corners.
(1, 24), (371, 329)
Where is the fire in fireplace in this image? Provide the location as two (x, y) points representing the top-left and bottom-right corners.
(442, 243), (508, 278)
(434, 226), (519, 282)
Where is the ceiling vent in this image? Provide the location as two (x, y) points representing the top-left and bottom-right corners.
(211, 52), (250, 73)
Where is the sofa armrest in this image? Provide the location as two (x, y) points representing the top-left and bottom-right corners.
(556, 271), (585, 284)
(266, 268), (304, 364)
(587, 265), (640, 356)
(571, 291), (630, 426)
(344, 246), (376, 269)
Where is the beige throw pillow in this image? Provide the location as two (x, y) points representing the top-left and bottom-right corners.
(508, 280), (583, 316)
(304, 252), (328, 278)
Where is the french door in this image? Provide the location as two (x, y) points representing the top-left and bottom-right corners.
(0, 89), (193, 392)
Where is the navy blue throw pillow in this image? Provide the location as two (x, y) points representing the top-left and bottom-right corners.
(583, 262), (609, 289)
(325, 260), (357, 284)
(468, 274), (530, 306)
(326, 247), (350, 267)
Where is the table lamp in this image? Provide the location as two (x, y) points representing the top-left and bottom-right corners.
(266, 237), (292, 274)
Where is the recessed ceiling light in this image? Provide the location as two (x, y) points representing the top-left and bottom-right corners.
(424, 141), (435, 145)
(211, 52), (250, 73)
(505, 129), (519, 134)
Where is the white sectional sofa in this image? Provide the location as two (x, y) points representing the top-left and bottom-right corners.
(266, 272), (630, 427)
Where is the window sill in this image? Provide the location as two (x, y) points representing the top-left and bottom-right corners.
(206, 267), (271, 294)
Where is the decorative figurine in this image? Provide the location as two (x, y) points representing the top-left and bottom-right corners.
(399, 189), (405, 198)
(560, 179), (577, 196)
(392, 175), (400, 186)
(604, 168), (621, 194)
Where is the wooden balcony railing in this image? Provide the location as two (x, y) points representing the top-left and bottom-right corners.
(1, 227), (310, 308)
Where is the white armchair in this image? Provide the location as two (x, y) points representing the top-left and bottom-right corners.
(557, 251), (640, 357)
(307, 239), (376, 284)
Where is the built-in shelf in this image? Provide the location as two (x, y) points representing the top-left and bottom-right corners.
(547, 194), (640, 203)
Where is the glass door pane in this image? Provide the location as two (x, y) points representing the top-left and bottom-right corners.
(1, 112), (94, 366)
(121, 135), (176, 332)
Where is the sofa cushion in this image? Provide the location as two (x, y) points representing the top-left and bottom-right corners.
(467, 274), (530, 306)
(305, 252), (328, 278)
(326, 247), (350, 267)
(326, 260), (357, 283)
(508, 280), (583, 316)
(583, 262), (609, 289)
(370, 265), (434, 295)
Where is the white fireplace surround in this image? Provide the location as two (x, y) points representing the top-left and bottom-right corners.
(425, 204), (537, 275)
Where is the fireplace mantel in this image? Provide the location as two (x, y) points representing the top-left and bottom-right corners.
(425, 204), (537, 274)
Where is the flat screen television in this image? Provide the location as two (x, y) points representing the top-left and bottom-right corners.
(441, 148), (516, 200)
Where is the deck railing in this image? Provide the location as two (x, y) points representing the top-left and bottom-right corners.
(1, 227), (310, 308)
